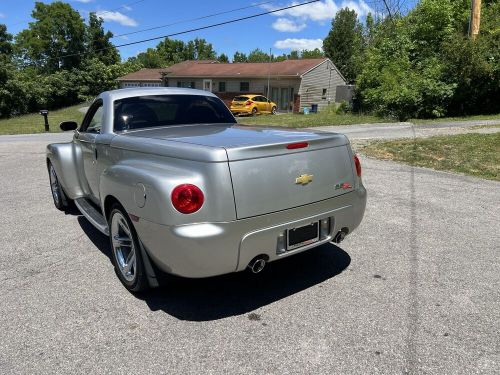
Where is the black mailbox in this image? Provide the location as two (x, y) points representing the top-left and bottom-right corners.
(39, 110), (49, 132)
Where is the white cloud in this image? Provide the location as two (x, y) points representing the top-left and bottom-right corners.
(0, 12), (5, 19)
(272, 18), (306, 32)
(74, 0), (94, 3)
(264, 0), (373, 22)
(274, 38), (323, 50)
(340, 0), (373, 18)
(122, 5), (132, 11)
(96, 10), (138, 26)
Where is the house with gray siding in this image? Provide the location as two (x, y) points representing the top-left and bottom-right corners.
(117, 58), (347, 113)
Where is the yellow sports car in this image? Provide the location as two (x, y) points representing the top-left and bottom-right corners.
(230, 94), (277, 116)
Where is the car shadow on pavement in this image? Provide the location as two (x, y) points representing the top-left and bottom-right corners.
(77, 216), (112, 260)
(142, 243), (350, 321)
(77, 216), (350, 321)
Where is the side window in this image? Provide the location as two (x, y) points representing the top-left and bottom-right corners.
(81, 102), (104, 133)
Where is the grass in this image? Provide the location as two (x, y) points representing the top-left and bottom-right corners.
(361, 133), (500, 181)
(237, 107), (391, 128)
(0, 104), (86, 135)
(411, 113), (500, 124)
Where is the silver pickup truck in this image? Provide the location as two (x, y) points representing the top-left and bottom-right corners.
(47, 88), (366, 292)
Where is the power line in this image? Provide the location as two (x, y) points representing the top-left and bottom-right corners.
(112, 0), (277, 39)
(5, 0), (148, 29)
(55, 0), (320, 60)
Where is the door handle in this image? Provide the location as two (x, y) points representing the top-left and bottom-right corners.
(94, 147), (98, 160)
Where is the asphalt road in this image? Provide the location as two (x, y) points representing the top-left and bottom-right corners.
(310, 119), (500, 141)
(0, 132), (499, 374)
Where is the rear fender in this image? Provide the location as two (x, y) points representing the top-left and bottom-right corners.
(46, 143), (86, 199)
(99, 158), (236, 226)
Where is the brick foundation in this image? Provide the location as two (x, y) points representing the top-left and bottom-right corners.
(293, 94), (301, 113)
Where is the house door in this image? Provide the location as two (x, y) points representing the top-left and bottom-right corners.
(279, 88), (290, 111)
(203, 79), (212, 92)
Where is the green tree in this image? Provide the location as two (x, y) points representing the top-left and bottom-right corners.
(133, 48), (167, 68)
(323, 8), (364, 82)
(15, 1), (86, 72)
(301, 48), (324, 58)
(156, 38), (187, 64)
(85, 13), (120, 65)
(217, 53), (229, 63)
(248, 48), (271, 62)
(233, 51), (247, 62)
(185, 38), (216, 60)
(0, 24), (13, 56)
(288, 50), (300, 60)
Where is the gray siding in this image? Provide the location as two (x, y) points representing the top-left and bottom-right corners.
(298, 59), (346, 112)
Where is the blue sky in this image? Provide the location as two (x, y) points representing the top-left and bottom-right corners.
(1, 0), (417, 61)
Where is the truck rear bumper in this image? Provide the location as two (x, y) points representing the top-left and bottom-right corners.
(134, 187), (366, 278)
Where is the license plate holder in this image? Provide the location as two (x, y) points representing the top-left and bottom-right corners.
(287, 222), (319, 250)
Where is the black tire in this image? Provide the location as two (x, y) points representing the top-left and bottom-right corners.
(251, 107), (258, 116)
(48, 162), (71, 211)
(108, 203), (149, 293)
(271, 106), (277, 115)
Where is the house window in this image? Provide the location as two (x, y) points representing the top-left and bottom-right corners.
(218, 82), (226, 92)
(177, 81), (196, 89)
(240, 82), (249, 92)
(322, 88), (327, 99)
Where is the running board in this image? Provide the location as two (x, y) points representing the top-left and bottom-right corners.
(75, 198), (109, 236)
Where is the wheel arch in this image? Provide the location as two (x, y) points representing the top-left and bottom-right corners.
(103, 195), (123, 221)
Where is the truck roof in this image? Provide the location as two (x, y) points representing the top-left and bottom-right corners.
(100, 87), (218, 102)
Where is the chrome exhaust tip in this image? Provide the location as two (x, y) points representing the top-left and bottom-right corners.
(333, 228), (349, 243)
(248, 258), (266, 274)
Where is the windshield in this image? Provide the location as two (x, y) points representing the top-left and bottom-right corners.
(113, 94), (235, 131)
(232, 96), (250, 102)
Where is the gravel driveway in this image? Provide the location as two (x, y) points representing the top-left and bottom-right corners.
(0, 133), (498, 374)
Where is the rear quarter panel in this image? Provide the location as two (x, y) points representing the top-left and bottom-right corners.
(99, 148), (237, 225)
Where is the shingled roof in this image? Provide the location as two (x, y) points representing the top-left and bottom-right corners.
(117, 59), (329, 81)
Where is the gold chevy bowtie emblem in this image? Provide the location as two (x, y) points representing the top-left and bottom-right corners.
(295, 174), (314, 185)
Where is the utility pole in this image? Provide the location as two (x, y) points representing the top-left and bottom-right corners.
(267, 47), (271, 98)
(469, 0), (482, 39)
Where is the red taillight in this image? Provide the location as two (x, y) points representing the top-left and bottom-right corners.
(354, 154), (362, 177)
(245, 100), (252, 106)
(171, 184), (204, 214)
(286, 142), (309, 149)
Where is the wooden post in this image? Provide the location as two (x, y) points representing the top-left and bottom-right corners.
(469, 0), (481, 39)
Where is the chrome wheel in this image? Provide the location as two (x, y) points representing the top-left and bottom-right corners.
(49, 164), (61, 205)
(111, 212), (137, 282)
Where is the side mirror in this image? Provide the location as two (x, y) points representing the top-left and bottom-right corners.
(268, 100), (271, 103)
(59, 121), (78, 131)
